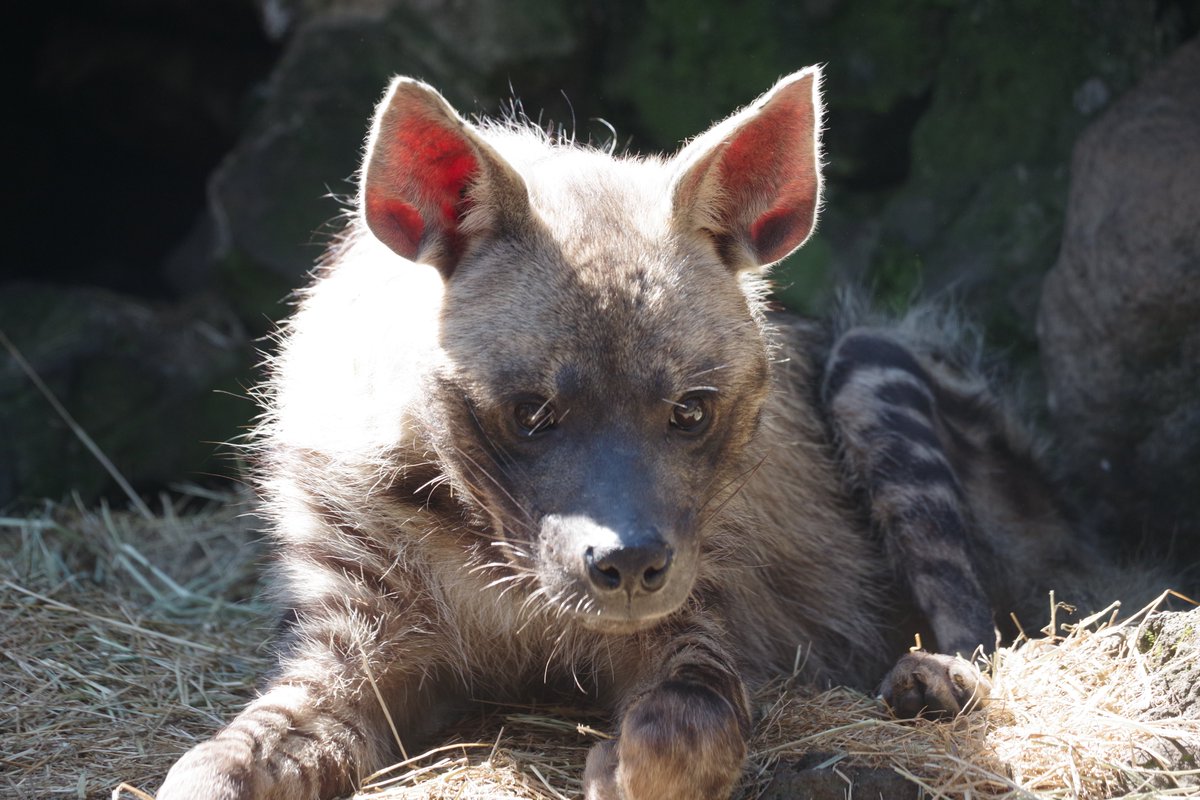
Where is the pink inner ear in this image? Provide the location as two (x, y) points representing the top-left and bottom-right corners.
(750, 195), (816, 265)
(717, 97), (818, 265)
(394, 118), (480, 228)
(365, 193), (426, 260)
(367, 113), (482, 261)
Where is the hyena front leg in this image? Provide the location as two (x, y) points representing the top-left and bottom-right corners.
(584, 623), (752, 800)
(157, 602), (446, 800)
(823, 328), (995, 717)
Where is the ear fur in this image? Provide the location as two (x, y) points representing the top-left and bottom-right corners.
(360, 77), (530, 276)
(671, 66), (824, 271)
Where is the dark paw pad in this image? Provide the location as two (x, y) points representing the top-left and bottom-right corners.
(880, 651), (991, 719)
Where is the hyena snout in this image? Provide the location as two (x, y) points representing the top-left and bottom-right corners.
(585, 535), (673, 596)
(540, 514), (694, 628)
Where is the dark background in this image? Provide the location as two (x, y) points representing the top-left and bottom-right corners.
(3, 0), (1198, 566)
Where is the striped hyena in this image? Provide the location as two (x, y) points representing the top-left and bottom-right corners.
(158, 66), (1093, 800)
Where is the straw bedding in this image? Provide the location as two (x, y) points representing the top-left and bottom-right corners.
(2, 495), (1196, 800)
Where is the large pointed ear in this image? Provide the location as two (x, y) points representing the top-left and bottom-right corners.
(360, 77), (530, 276)
(671, 67), (824, 271)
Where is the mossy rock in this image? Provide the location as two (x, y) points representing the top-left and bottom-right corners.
(862, 0), (1180, 364)
(186, 1), (581, 330)
(0, 284), (253, 506)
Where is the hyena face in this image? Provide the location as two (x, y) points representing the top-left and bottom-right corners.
(361, 72), (822, 632)
(429, 225), (773, 631)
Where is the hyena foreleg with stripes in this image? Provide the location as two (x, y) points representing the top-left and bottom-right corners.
(158, 566), (462, 799)
(823, 325), (1053, 717)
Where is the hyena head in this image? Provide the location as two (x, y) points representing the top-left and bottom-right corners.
(360, 69), (823, 633)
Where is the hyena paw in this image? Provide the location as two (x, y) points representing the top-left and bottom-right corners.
(880, 651), (991, 719)
(156, 738), (255, 800)
(583, 740), (621, 800)
(583, 682), (746, 800)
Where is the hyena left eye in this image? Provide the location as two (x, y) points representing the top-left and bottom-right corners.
(514, 398), (557, 436)
(670, 395), (710, 433)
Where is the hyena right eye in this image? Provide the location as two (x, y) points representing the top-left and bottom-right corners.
(514, 398), (557, 436)
(669, 392), (713, 434)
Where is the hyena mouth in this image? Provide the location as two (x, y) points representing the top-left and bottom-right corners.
(537, 514), (697, 632)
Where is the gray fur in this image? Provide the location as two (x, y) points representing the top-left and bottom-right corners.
(157, 68), (1101, 800)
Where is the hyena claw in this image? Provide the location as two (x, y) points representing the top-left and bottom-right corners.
(880, 651), (992, 720)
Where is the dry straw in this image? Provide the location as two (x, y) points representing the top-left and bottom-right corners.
(2, 497), (1196, 800)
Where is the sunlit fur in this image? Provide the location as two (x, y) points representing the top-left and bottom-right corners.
(158, 69), (1112, 800)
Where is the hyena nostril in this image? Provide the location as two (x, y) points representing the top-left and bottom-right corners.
(585, 547), (623, 591)
(640, 550), (672, 592)
(585, 542), (673, 595)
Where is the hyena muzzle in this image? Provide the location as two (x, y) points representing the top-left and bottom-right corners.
(158, 66), (1092, 800)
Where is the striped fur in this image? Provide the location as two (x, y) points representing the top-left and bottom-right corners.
(158, 68), (1099, 800)
(824, 329), (996, 656)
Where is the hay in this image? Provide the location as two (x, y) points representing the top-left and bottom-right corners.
(3, 500), (1197, 800)
(746, 593), (1200, 799)
(1, 492), (268, 799)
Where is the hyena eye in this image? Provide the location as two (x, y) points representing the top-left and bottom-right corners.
(514, 398), (557, 436)
(669, 394), (710, 433)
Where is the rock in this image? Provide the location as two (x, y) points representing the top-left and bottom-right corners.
(1037, 38), (1200, 557)
(14, 0), (276, 296)
(865, 1), (1178, 366)
(0, 284), (253, 506)
(166, 0), (580, 329)
(1129, 608), (1200, 782)
(1139, 608), (1200, 724)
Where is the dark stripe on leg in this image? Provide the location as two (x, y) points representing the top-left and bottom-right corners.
(825, 333), (932, 399)
(875, 380), (934, 417)
(874, 440), (961, 491)
(873, 410), (943, 451)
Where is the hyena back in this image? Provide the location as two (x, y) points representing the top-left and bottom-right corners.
(158, 67), (1090, 800)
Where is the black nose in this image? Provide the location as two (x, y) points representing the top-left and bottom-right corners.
(585, 539), (673, 595)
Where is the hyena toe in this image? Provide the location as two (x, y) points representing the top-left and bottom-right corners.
(594, 682), (747, 800)
(156, 738), (255, 800)
(880, 651), (991, 720)
(583, 740), (621, 800)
